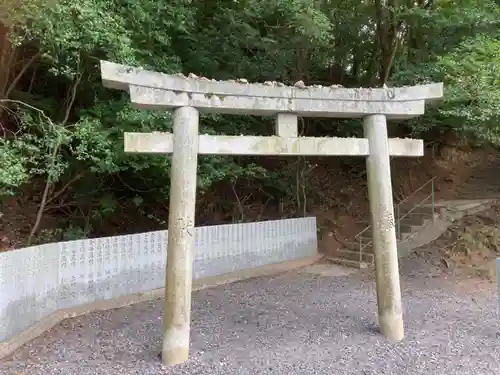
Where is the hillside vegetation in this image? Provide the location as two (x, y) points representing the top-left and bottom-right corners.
(0, 0), (499, 248)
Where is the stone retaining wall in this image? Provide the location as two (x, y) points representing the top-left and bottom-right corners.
(0, 217), (317, 343)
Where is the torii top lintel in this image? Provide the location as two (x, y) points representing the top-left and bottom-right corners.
(100, 60), (443, 120)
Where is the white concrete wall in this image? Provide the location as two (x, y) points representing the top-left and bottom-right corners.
(0, 217), (317, 342)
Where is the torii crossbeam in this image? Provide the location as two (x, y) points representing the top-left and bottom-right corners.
(100, 60), (443, 366)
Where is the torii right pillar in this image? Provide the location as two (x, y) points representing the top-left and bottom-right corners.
(364, 113), (403, 341)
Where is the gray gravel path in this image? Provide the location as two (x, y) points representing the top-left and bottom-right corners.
(1, 256), (498, 375)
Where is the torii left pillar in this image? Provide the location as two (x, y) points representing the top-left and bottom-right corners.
(162, 106), (199, 365)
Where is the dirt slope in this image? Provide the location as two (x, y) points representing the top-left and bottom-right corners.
(0, 138), (498, 252)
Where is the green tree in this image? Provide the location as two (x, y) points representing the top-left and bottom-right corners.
(1, 0), (499, 243)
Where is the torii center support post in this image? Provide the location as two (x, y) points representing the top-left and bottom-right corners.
(364, 114), (403, 341)
(162, 106), (199, 365)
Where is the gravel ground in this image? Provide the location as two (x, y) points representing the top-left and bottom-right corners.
(0, 256), (498, 375)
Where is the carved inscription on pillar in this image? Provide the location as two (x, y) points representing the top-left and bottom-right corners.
(374, 206), (396, 233)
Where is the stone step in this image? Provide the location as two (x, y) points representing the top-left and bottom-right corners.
(360, 230), (417, 242)
(398, 224), (417, 234)
(323, 256), (369, 269)
(399, 215), (426, 227)
(344, 240), (374, 253)
(359, 221), (424, 241)
(360, 228), (372, 237)
(359, 225), (422, 239)
(347, 205), (440, 261)
(344, 241), (362, 251)
(398, 205), (436, 216)
(358, 209), (436, 238)
(332, 249), (374, 264)
(401, 231), (418, 241)
(362, 245), (374, 254)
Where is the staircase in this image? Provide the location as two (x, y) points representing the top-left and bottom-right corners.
(326, 177), (438, 268)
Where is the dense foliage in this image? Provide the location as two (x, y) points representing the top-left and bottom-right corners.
(0, 0), (499, 242)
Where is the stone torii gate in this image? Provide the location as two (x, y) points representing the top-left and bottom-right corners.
(100, 60), (443, 366)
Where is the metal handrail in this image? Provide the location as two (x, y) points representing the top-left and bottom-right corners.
(355, 176), (437, 262)
(395, 176), (436, 239)
(396, 176), (437, 213)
